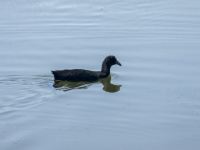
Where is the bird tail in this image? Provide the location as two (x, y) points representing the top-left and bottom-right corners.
(51, 71), (55, 75)
(51, 71), (56, 78)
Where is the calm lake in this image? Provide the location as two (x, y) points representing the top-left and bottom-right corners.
(0, 0), (200, 150)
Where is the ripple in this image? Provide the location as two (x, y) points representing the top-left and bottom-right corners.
(0, 75), (54, 114)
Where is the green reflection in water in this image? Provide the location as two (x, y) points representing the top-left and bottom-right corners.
(53, 75), (121, 93)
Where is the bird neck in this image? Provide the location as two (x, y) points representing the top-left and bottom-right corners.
(101, 62), (111, 77)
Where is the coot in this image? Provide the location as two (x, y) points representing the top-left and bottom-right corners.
(52, 55), (121, 82)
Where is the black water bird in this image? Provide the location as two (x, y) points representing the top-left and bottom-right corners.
(52, 55), (121, 82)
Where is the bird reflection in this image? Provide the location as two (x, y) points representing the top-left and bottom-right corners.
(53, 75), (121, 93)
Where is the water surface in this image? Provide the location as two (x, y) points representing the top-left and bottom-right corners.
(1, 0), (200, 150)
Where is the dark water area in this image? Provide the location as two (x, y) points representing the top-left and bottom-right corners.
(0, 0), (200, 150)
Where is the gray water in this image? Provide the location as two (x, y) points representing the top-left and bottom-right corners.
(1, 0), (200, 150)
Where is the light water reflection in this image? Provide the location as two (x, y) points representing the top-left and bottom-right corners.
(53, 75), (121, 93)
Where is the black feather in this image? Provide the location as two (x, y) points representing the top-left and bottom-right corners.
(52, 55), (121, 82)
